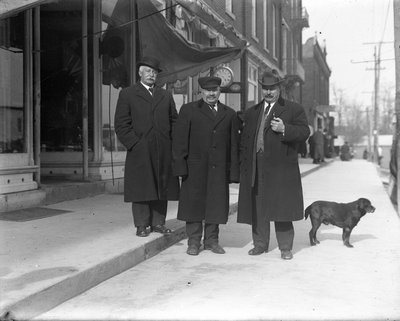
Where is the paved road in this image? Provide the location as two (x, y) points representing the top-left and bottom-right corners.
(37, 160), (400, 321)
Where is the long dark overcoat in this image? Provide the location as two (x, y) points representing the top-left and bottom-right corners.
(172, 100), (240, 224)
(114, 83), (179, 202)
(237, 97), (310, 224)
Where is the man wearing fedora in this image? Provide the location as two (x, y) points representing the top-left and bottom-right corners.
(115, 56), (179, 237)
(172, 76), (240, 255)
(237, 70), (310, 260)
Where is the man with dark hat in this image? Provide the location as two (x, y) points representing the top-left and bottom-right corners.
(172, 76), (240, 256)
(114, 56), (179, 237)
(237, 70), (310, 260)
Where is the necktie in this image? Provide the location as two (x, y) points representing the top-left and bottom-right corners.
(264, 103), (271, 116)
(209, 104), (217, 116)
(148, 87), (154, 95)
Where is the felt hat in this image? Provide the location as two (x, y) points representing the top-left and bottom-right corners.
(258, 70), (284, 88)
(198, 76), (222, 90)
(137, 56), (162, 72)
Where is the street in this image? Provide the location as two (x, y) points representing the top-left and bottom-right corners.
(36, 159), (400, 321)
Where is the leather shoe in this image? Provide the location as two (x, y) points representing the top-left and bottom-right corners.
(281, 250), (293, 260)
(186, 245), (200, 256)
(136, 226), (149, 237)
(151, 224), (173, 235)
(248, 247), (268, 255)
(204, 244), (225, 254)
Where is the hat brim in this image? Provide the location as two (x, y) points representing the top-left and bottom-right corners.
(137, 62), (162, 72)
(200, 86), (220, 91)
(258, 79), (284, 88)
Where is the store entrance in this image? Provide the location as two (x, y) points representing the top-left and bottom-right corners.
(39, 0), (94, 181)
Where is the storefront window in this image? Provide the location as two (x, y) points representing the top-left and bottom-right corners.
(40, 0), (93, 152)
(0, 15), (25, 154)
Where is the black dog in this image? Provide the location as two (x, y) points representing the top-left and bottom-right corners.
(305, 198), (375, 248)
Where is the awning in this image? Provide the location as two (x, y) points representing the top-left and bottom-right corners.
(102, 0), (246, 86)
(0, 0), (53, 19)
(315, 105), (336, 114)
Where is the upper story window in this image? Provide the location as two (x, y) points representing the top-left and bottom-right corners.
(251, 0), (257, 40)
(272, 3), (277, 58)
(263, 0), (268, 51)
(225, 0), (235, 18)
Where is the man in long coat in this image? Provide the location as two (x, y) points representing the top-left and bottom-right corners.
(172, 76), (240, 256)
(115, 57), (179, 237)
(237, 70), (310, 260)
(312, 127), (325, 164)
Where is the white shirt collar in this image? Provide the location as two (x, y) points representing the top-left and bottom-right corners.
(141, 82), (153, 91)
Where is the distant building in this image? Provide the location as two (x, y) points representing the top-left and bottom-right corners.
(352, 135), (393, 169)
(302, 35), (332, 127)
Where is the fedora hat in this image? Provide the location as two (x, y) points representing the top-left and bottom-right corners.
(137, 56), (162, 72)
(258, 70), (284, 88)
(198, 76), (222, 90)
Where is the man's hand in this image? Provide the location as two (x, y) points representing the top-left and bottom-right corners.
(270, 117), (285, 133)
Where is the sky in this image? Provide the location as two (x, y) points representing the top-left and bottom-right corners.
(302, 0), (395, 107)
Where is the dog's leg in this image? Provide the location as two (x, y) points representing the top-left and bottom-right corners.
(309, 218), (321, 246)
(342, 227), (353, 248)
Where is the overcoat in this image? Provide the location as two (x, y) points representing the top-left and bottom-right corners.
(114, 82), (179, 202)
(237, 97), (310, 224)
(172, 100), (240, 224)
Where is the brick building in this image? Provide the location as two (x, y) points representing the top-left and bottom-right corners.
(0, 0), (310, 211)
(302, 35), (332, 132)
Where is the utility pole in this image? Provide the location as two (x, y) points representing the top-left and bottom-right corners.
(352, 43), (387, 163)
(373, 46), (381, 164)
(394, 0), (400, 207)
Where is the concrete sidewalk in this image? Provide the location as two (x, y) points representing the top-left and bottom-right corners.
(0, 158), (326, 319)
(37, 159), (400, 321)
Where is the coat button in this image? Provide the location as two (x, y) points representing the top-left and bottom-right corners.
(213, 130), (216, 133)
(212, 165), (216, 169)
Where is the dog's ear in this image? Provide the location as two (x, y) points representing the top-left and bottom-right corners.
(357, 198), (368, 210)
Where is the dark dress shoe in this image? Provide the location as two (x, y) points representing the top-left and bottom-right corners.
(186, 245), (200, 256)
(204, 244), (225, 254)
(281, 250), (293, 260)
(136, 226), (149, 237)
(151, 225), (173, 235)
(248, 247), (268, 255)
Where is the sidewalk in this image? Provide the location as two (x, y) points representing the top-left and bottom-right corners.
(37, 159), (400, 321)
(1, 158), (325, 319)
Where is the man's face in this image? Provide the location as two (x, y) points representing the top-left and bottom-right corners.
(200, 87), (220, 105)
(138, 66), (158, 86)
(262, 85), (280, 104)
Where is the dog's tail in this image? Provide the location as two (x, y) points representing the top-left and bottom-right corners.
(304, 204), (312, 220)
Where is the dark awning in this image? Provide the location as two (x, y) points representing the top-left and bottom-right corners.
(103, 0), (246, 86)
(0, 0), (53, 19)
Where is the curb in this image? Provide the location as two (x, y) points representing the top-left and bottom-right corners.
(5, 161), (328, 320)
(4, 220), (186, 320)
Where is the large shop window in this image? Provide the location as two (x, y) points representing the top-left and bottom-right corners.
(0, 14), (25, 154)
(40, 0), (93, 152)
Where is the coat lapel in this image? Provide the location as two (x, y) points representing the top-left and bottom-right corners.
(198, 100), (216, 121)
(213, 103), (228, 127)
(135, 83), (153, 103)
(152, 87), (165, 109)
(264, 100), (286, 132)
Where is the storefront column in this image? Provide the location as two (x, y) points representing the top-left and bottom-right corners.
(82, 0), (89, 180)
(34, 6), (41, 185)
